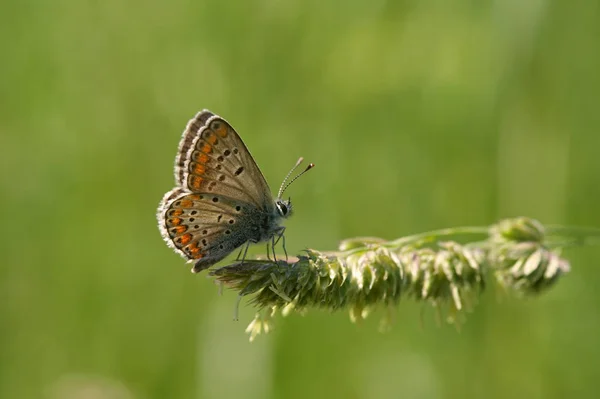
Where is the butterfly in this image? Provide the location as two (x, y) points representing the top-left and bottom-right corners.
(157, 110), (313, 273)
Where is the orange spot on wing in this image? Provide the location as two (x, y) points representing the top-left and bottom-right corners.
(194, 163), (205, 175)
(180, 199), (193, 208)
(186, 241), (202, 258)
(198, 153), (209, 164)
(172, 209), (183, 217)
(207, 134), (217, 145)
(170, 218), (182, 226)
(214, 124), (227, 138)
(175, 225), (186, 234)
(201, 144), (212, 154)
(189, 194), (202, 200)
(180, 234), (192, 245)
(191, 176), (203, 190)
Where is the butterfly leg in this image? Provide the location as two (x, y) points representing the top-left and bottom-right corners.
(270, 235), (277, 262)
(237, 241), (251, 264)
(266, 241), (273, 261)
(272, 227), (287, 261)
(236, 246), (244, 260)
(281, 232), (288, 261)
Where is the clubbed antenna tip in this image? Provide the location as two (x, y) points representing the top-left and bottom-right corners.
(278, 157), (315, 198)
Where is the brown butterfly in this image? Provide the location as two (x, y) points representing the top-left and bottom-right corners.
(157, 110), (313, 272)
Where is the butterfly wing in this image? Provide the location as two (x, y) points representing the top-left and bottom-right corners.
(157, 188), (265, 272)
(175, 111), (274, 209)
(174, 110), (214, 186)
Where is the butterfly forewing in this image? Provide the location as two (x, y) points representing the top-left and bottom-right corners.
(177, 113), (273, 209)
(175, 110), (215, 186)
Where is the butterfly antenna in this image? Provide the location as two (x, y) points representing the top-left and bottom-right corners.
(278, 157), (315, 198)
(278, 157), (303, 197)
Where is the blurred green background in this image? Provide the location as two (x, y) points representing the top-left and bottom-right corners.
(2, 0), (600, 398)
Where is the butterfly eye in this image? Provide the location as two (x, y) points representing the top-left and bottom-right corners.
(276, 200), (292, 217)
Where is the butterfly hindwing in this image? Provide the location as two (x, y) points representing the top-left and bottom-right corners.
(157, 189), (261, 272)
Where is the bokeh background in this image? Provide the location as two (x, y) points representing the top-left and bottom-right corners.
(2, 0), (600, 398)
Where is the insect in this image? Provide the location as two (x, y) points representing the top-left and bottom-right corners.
(157, 110), (313, 273)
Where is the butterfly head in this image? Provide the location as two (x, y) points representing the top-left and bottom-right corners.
(275, 198), (293, 218)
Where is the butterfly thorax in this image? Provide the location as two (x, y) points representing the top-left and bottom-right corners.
(252, 198), (291, 243)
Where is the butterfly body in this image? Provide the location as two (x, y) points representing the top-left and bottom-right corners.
(157, 110), (299, 273)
